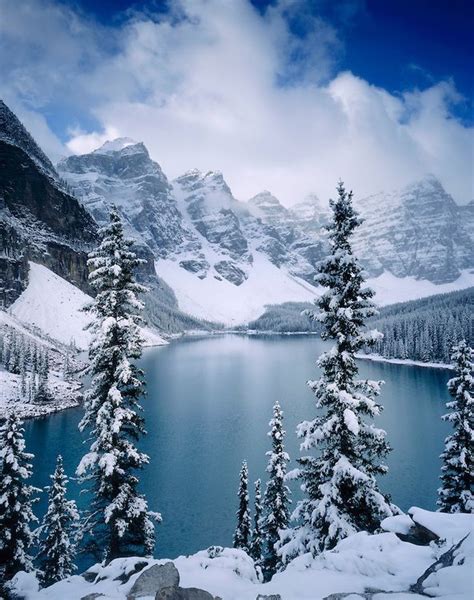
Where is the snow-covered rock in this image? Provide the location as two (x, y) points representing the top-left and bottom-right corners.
(0, 99), (57, 180)
(127, 561), (179, 598)
(8, 510), (473, 600)
(58, 140), (189, 258)
(353, 175), (473, 284)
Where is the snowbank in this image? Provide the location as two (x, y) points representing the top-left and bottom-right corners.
(9, 510), (473, 600)
(356, 353), (452, 370)
(10, 262), (166, 350)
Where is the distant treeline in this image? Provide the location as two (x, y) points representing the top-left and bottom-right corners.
(245, 302), (320, 333)
(242, 288), (473, 363)
(369, 287), (473, 363)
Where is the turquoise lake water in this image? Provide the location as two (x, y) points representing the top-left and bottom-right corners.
(23, 334), (451, 562)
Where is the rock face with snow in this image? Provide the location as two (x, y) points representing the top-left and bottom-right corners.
(0, 100), (97, 307)
(58, 138), (474, 321)
(58, 139), (190, 258)
(352, 175), (474, 283)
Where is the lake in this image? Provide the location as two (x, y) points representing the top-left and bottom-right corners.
(24, 334), (451, 563)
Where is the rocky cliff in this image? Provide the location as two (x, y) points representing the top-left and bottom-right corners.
(0, 101), (98, 307)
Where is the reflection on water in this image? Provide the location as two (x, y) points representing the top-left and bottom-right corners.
(24, 334), (450, 561)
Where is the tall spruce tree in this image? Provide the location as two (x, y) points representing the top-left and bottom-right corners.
(438, 340), (473, 513)
(77, 208), (160, 561)
(281, 182), (397, 560)
(249, 478), (263, 565)
(261, 401), (291, 578)
(233, 460), (252, 552)
(38, 455), (80, 587)
(0, 415), (39, 581)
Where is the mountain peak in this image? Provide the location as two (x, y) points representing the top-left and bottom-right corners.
(0, 99), (57, 179)
(93, 137), (142, 154)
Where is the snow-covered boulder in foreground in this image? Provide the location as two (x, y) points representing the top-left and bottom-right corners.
(9, 510), (473, 600)
(10, 262), (166, 350)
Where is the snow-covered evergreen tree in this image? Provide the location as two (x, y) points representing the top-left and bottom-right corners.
(249, 478), (263, 565)
(281, 182), (397, 560)
(0, 414), (39, 581)
(438, 340), (473, 513)
(38, 455), (80, 587)
(77, 208), (160, 561)
(233, 460), (252, 552)
(34, 354), (53, 403)
(261, 401), (291, 578)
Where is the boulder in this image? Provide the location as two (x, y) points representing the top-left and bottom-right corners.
(256, 595), (283, 600)
(213, 260), (247, 286)
(80, 594), (105, 600)
(127, 562), (180, 599)
(156, 587), (217, 600)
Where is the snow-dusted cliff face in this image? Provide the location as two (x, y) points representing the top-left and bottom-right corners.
(0, 100), (57, 180)
(57, 139), (189, 257)
(0, 101), (97, 307)
(353, 175), (474, 284)
(58, 138), (474, 323)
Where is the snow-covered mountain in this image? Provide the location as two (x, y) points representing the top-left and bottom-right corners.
(0, 100), (97, 307)
(352, 175), (474, 283)
(0, 103), (205, 340)
(58, 139), (474, 323)
(58, 148), (321, 323)
(2, 97), (472, 328)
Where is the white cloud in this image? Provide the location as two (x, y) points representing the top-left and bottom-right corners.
(66, 126), (121, 155)
(0, 0), (472, 204)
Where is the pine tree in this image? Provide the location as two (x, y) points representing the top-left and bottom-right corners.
(0, 415), (39, 581)
(34, 355), (53, 403)
(249, 479), (263, 565)
(38, 455), (80, 587)
(261, 401), (291, 578)
(76, 208), (160, 562)
(7, 330), (20, 374)
(281, 182), (397, 560)
(233, 460), (252, 552)
(438, 340), (473, 513)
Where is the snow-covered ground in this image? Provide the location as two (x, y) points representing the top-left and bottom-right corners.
(0, 367), (82, 419)
(368, 269), (474, 307)
(10, 262), (167, 350)
(155, 254), (319, 325)
(356, 353), (453, 370)
(155, 255), (474, 326)
(10, 509), (473, 600)
(0, 309), (84, 418)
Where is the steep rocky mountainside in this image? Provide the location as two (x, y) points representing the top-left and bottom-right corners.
(57, 137), (474, 322)
(352, 176), (474, 283)
(0, 101), (98, 307)
(0, 105), (208, 332)
(57, 138), (192, 257)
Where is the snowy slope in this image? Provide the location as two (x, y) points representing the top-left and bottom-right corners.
(368, 269), (474, 306)
(10, 262), (166, 349)
(155, 254), (318, 325)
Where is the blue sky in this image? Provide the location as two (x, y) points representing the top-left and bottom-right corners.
(59, 0), (473, 116)
(0, 0), (472, 204)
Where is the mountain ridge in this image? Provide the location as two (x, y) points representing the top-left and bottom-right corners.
(56, 136), (474, 323)
(1, 100), (472, 327)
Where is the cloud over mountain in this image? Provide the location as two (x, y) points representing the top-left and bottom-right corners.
(1, 0), (472, 205)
